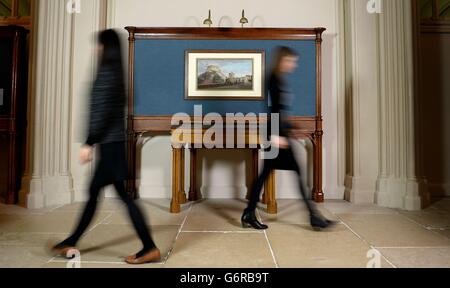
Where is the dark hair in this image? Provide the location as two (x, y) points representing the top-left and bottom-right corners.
(97, 29), (126, 97)
(99, 29), (123, 67)
(271, 46), (299, 75)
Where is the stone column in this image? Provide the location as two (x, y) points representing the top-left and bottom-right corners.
(20, 0), (75, 208)
(344, 0), (380, 204)
(375, 0), (429, 210)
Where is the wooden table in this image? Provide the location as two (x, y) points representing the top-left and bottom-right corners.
(169, 123), (277, 214)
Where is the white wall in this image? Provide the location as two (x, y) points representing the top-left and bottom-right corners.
(98, 0), (343, 200)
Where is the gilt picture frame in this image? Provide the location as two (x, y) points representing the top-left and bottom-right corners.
(185, 50), (265, 100)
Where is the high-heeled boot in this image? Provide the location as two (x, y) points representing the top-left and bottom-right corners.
(241, 209), (268, 230)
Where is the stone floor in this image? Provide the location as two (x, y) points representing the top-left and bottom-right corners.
(0, 198), (449, 268)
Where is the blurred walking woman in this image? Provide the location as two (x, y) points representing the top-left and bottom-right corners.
(241, 46), (335, 230)
(52, 30), (160, 264)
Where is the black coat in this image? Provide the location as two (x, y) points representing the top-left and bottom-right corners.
(268, 73), (294, 138)
(85, 63), (127, 183)
(265, 73), (300, 171)
(85, 63), (126, 146)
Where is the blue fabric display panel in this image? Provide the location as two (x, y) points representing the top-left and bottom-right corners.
(134, 39), (316, 116)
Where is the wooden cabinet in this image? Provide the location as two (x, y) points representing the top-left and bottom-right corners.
(0, 25), (29, 204)
(125, 28), (325, 213)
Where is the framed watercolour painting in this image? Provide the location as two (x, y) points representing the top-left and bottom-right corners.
(185, 50), (265, 100)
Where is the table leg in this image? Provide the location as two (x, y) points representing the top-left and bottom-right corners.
(264, 170), (277, 214)
(312, 134), (324, 202)
(247, 149), (259, 201)
(126, 132), (137, 199)
(261, 191), (267, 205)
(188, 148), (201, 201)
(170, 146), (181, 213)
(178, 146), (187, 204)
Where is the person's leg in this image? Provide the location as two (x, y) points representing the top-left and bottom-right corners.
(291, 156), (317, 216)
(241, 160), (274, 230)
(113, 181), (156, 257)
(56, 175), (104, 247)
(289, 149), (335, 229)
(246, 160), (273, 212)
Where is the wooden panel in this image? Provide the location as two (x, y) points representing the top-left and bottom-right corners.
(133, 116), (172, 132)
(0, 118), (11, 131)
(420, 21), (450, 33)
(134, 116), (317, 133)
(126, 27), (325, 41)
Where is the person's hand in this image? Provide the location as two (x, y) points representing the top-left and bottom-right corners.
(271, 135), (290, 149)
(79, 145), (93, 165)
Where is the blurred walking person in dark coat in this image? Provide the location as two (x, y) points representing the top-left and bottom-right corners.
(51, 29), (160, 265)
(241, 46), (335, 231)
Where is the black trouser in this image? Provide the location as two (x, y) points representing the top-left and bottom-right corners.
(61, 174), (156, 253)
(246, 146), (317, 215)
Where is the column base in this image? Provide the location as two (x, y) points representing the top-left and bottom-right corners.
(405, 178), (429, 210)
(18, 174), (32, 207)
(375, 177), (404, 208)
(344, 175), (377, 204)
(21, 177), (44, 209)
(22, 175), (74, 209)
(376, 176), (428, 211)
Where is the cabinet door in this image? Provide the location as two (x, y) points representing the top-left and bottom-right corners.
(0, 35), (13, 116)
(0, 26), (29, 204)
(0, 134), (8, 202)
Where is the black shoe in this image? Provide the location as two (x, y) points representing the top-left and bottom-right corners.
(241, 210), (268, 230)
(310, 214), (336, 231)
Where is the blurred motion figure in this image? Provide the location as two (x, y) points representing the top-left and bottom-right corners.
(241, 46), (335, 231)
(51, 29), (160, 265)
